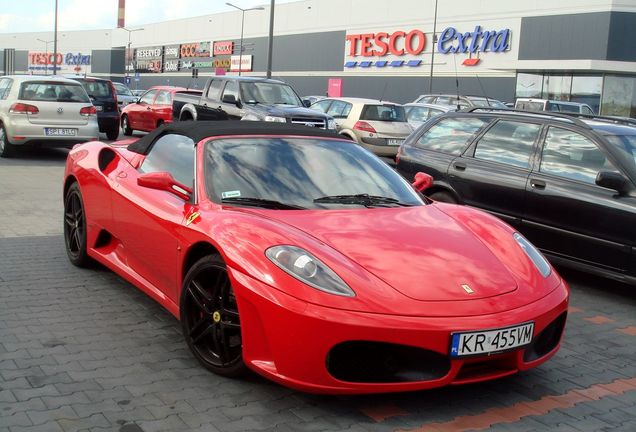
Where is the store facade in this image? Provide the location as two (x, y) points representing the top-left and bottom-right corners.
(1, 0), (635, 114)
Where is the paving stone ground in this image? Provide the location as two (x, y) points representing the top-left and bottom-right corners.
(1, 147), (635, 432)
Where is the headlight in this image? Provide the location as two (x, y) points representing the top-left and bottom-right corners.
(327, 119), (337, 130)
(513, 233), (551, 277)
(265, 245), (355, 297)
(264, 115), (287, 123)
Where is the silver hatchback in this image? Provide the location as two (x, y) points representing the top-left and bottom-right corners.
(0, 75), (99, 157)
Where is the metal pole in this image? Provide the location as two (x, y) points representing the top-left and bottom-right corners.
(238, 10), (245, 76)
(266, 0), (275, 78)
(53, 0), (58, 75)
(428, 0), (438, 94)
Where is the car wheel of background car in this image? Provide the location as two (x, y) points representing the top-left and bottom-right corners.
(121, 115), (133, 136)
(0, 125), (16, 158)
(180, 254), (246, 378)
(428, 191), (459, 204)
(106, 127), (119, 141)
(64, 182), (91, 267)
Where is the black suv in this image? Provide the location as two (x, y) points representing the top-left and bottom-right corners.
(397, 109), (636, 284)
(65, 76), (120, 140)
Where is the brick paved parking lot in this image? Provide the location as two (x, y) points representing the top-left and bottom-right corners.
(1, 148), (635, 432)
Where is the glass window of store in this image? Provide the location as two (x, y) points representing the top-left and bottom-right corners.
(516, 73), (543, 99)
(601, 75), (636, 118)
(571, 76), (602, 115)
(542, 74), (572, 101)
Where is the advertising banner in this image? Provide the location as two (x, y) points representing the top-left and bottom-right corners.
(28, 51), (91, 74)
(135, 46), (163, 73)
(213, 41), (233, 56)
(180, 42), (211, 58)
(163, 45), (180, 60)
(230, 55), (252, 72)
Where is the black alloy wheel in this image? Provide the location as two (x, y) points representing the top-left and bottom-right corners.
(122, 115), (133, 136)
(64, 182), (90, 266)
(180, 254), (246, 377)
(0, 125), (15, 158)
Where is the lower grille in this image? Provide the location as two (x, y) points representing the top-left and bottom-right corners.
(326, 341), (450, 383)
(290, 117), (326, 129)
(523, 312), (567, 362)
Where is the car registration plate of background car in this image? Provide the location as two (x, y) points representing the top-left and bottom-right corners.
(450, 322), (534, 358)
(95, 106), (103, 111)
(387, 139), (403, 146)
(44, 128), (77, 136)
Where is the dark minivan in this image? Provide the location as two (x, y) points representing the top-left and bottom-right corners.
(397, 109), (636, 284)
(65, 76), (120, 140)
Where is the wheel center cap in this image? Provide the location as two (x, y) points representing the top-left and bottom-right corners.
(212, 311), (221, 323)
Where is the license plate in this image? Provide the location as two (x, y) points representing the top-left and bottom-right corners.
(44, 128), (77, 136)
(387, 139), (403, 146)
(95, 105), (103, 111)
(450, 322), (534, 358)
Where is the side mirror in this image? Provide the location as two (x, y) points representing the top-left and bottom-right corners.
(222, 94), (237, 105)
(137, 172), (192, 201)
(412, 172), (433, 193)
(302, 99), (312, 108)
(596, 170), (628, 194)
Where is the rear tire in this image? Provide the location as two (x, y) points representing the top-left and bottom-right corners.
(0, 125), (16, 158)
(428, 191), (458, 204)
(121, 115), (133, 136)
(106, 126), (119, 141)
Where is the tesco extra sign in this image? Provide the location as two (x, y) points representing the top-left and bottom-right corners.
(345, 30), (426, 57)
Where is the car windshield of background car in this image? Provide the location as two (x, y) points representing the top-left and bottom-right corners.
(114, 83), (133, 97)
(205, 137), (424, 209)
(240, 82), (302, 106)
(19, 82), (89, 103)
(80, 80), (113, 100)
(470, 98), (507, 108)
(361, 104), (406, 122)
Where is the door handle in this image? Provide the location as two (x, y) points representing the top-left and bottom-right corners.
(530, 179), (546, 189)
(453, 162), (467, 171)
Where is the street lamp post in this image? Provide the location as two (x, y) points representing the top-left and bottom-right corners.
(121, 27), (144, 84)
(226, 2), (264, 76)
(53, 0), (58, 75)
(36, 38), (54, 75)
(428, 0), (439, 94)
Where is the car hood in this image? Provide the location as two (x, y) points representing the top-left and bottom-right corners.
(247, 103), (330, 119)
(269, 205), (518, 302)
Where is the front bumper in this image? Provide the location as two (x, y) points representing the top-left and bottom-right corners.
(230, 267), (569, 394)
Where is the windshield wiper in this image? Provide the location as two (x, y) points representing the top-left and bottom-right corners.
(313, 194), (414, 207)
(221, 197), (306, 210)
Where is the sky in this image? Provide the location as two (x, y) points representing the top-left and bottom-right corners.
(0, 0), (299, 33)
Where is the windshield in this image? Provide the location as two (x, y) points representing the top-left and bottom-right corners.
(205, 137), (424, 209)
(19, 81), (89, 103)
(75, 79), (113, 99)
(360, 104), (407, 122)
(240, 82), (302, 106)
(605, 134), (636, 172)
(469, 98), (506, 108)
(114, 83), (133, 96)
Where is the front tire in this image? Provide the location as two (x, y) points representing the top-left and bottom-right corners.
(121, 115), (133, 136)
(64, 182), (90, 267)
(180, 254), (246, 377)
(0, 125), (16, 158)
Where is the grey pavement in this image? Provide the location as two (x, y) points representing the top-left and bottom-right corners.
(0, 146), (635, 432)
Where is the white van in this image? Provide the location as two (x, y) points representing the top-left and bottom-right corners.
(515, 98), (595, 115)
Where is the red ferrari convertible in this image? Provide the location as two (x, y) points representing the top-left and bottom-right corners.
(63, 121), (569, 394)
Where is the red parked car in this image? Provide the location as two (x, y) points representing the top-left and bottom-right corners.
(120, 86), (188, 135)
(63, 121), (569, 394)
